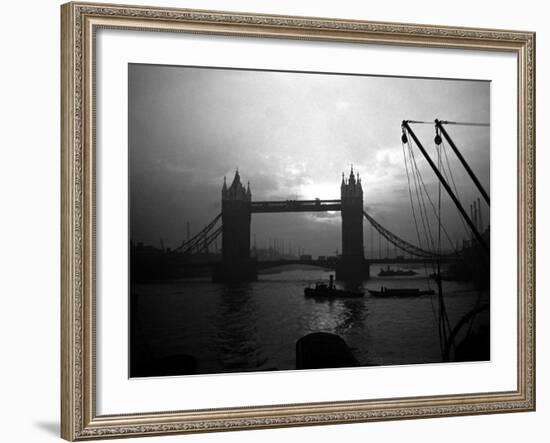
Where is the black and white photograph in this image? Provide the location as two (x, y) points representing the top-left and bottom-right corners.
(129, 63), (490, 377)
(1, 0), (544, 440)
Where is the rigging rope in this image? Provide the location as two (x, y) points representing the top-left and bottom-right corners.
(439, 121), (490, 127)
(439, 139), (471, 239)
(407, 139), (437, 256)
(405, 119), (489, 127)
(401, 140), (424, 257)
(401, 136), (437, 291)
(436, 141), (453, 354)
(407, 139), (459, 255)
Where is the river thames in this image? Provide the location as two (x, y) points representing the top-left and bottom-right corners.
(131, 264), (489, 376)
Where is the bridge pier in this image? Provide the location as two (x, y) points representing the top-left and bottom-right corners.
(338, 168), (370, 281)
(215, 171), (258, 282)
(336, 259), (370, 281)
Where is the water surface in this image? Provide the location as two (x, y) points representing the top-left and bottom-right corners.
(132, 264), (489, 376)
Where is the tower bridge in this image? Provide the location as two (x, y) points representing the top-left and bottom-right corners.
(173, 168), (456, 282)
(216, 168), (367, 281)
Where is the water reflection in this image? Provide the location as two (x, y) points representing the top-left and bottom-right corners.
(216, 283), (267, 372)
(335, 299), (368, 335)
(131, 265), (489, 376)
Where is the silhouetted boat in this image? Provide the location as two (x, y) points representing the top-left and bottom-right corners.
(368, 286), (435, 297)
(378, 266), (417, 277)
(304, 275), (364, 299)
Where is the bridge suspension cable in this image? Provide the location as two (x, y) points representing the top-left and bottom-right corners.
(363, 210), (445, 259)
(176, 206), (457, 261)
(174, 213), (222, 256)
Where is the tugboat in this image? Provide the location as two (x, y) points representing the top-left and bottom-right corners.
(378, 266), (417, 277)
(304, 275), (364, 299)
(368, 286), (435, 297)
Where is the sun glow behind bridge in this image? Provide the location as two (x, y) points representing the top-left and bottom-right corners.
(299, 181), (339, 201)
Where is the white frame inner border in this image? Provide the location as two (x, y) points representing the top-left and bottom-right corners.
(95, 28), (517, 415)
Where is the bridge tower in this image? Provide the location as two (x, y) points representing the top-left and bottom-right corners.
(337, 167), (370, 280)
(213, 170), (257, 281)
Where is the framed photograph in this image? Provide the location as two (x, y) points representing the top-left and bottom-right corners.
(61, 2), (535, 440)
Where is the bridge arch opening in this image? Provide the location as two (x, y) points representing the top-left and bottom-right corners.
(250, 212), (340, 263)
(215, 169), (370, 282)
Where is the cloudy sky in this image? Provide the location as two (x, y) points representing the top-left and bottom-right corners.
(129, 64), (489, 256)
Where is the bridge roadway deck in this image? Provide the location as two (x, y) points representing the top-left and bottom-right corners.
(250, 200), (341, 213)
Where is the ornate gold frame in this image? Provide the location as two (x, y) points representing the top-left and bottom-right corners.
(61, 2), (536, 440)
